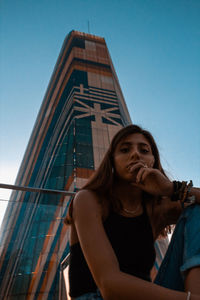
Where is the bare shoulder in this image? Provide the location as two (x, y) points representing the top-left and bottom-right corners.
(70, 190), (103, 245)
(72, 189), (103, 220)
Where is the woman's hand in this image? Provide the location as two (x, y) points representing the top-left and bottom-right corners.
(192, 295), (200, 300)
(129, 163), (173, 197)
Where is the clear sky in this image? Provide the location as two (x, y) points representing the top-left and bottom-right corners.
(0, 0), (200, 225)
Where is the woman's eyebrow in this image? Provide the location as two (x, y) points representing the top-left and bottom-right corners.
(119, 141), (150, 147)
(139, 142), (150, 147)
(119, 142), (132, 147)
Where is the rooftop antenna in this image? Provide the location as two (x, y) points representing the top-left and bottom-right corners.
(87, 20), (90, 34)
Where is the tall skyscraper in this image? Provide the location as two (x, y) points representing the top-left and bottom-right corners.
(0, 31), (132, 299)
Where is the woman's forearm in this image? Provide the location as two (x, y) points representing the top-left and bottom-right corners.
(185, 267), (200, 295)
(100, 271), (195, 300)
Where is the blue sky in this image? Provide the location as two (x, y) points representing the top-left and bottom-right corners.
(0, 0), (200, 224)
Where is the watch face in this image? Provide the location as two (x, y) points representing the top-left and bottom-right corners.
(185, 195), (196, 204)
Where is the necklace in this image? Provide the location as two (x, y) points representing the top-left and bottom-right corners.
(122, 203), (141, 215)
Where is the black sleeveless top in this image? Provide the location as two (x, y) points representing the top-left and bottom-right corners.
(69, 203), (156, 297)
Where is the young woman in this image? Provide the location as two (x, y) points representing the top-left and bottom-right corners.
(65, 125), (200, 300)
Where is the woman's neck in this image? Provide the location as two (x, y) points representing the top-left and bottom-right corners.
(113, 181), (143, 207)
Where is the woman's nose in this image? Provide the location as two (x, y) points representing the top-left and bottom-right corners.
(130, 149), (140, 159)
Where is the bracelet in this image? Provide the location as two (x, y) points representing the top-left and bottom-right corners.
(182, 180), (196, 207)
(171, 180), (196, 208)
(171, 180), (187, 202)
(184, 180), (196, 205)
(187, 291), (191, 300)
(171, 181), (183, 201)
(184, 195), (196, 205)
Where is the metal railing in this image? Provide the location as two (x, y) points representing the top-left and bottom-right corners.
(0, 183), (75, 300)
(0, 183), (75, 197)
(60, 253), (71, 300)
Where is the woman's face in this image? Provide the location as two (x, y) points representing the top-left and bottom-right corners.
(113, 133), (155, 182)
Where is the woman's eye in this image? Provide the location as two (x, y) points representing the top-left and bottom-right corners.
(141, 148), (149, 153)
(120, 148), (129, 153)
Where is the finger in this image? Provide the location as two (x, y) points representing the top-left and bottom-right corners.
(136, 167), (147, 183)
(129, 162), (146, 173)
(140, 168), (152, 182)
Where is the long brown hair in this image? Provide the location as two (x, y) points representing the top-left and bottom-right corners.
(66, 125), (169, 226)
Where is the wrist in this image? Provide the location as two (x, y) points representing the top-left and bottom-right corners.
(166, 181), (174, 197)
(170, 180), (197, 206)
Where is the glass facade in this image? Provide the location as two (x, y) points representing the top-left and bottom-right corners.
(0, 31), (132, 299)
(0, 30), (167, 299)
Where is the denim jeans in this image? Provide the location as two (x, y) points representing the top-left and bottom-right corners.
(155, 204), (200, 291)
